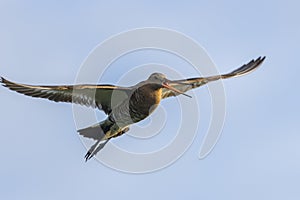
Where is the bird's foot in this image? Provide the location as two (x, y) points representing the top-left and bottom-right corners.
(84, 151), (92, 162)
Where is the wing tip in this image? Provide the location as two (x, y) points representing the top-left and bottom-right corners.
(251, 55), (266, 70)
(229, 55), (266, 77)
(255, 56), (266, 65)
(247, 56), (266, 67)
(0, 76), (10, 87)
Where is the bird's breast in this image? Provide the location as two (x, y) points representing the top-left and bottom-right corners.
(129, 87), (162, 123)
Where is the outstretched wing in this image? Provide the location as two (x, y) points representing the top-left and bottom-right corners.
(162, 56), (265, 98)
(0, 78), (132, 114)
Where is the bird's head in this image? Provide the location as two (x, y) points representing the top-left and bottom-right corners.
(147, 73), (191, 98)
(148, 73), (167, 84)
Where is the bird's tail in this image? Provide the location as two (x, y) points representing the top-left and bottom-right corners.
(77, 123), (108, 140)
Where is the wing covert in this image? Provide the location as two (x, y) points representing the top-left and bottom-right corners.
(0, 77), (131, 114)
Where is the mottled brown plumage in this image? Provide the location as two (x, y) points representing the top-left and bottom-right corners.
(1, 56), (265, 161)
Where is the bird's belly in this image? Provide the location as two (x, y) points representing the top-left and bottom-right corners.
(110, 103), (133, 127)
(111, 88), (162, 126)
(110, 102), (160, 127)
(129, 102), (160, 123)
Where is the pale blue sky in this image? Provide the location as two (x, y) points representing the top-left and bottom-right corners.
(0, 1), (299, 199)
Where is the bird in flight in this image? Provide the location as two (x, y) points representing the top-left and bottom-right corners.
(1, 56), (265, 161)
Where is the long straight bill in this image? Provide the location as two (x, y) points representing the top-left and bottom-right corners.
(162, 82), (192, 98)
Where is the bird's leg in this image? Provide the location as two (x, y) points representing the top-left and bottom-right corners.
(84, 140), (100, 161)
(84, 139), (110, 162)
(84, 127), (130, 162)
